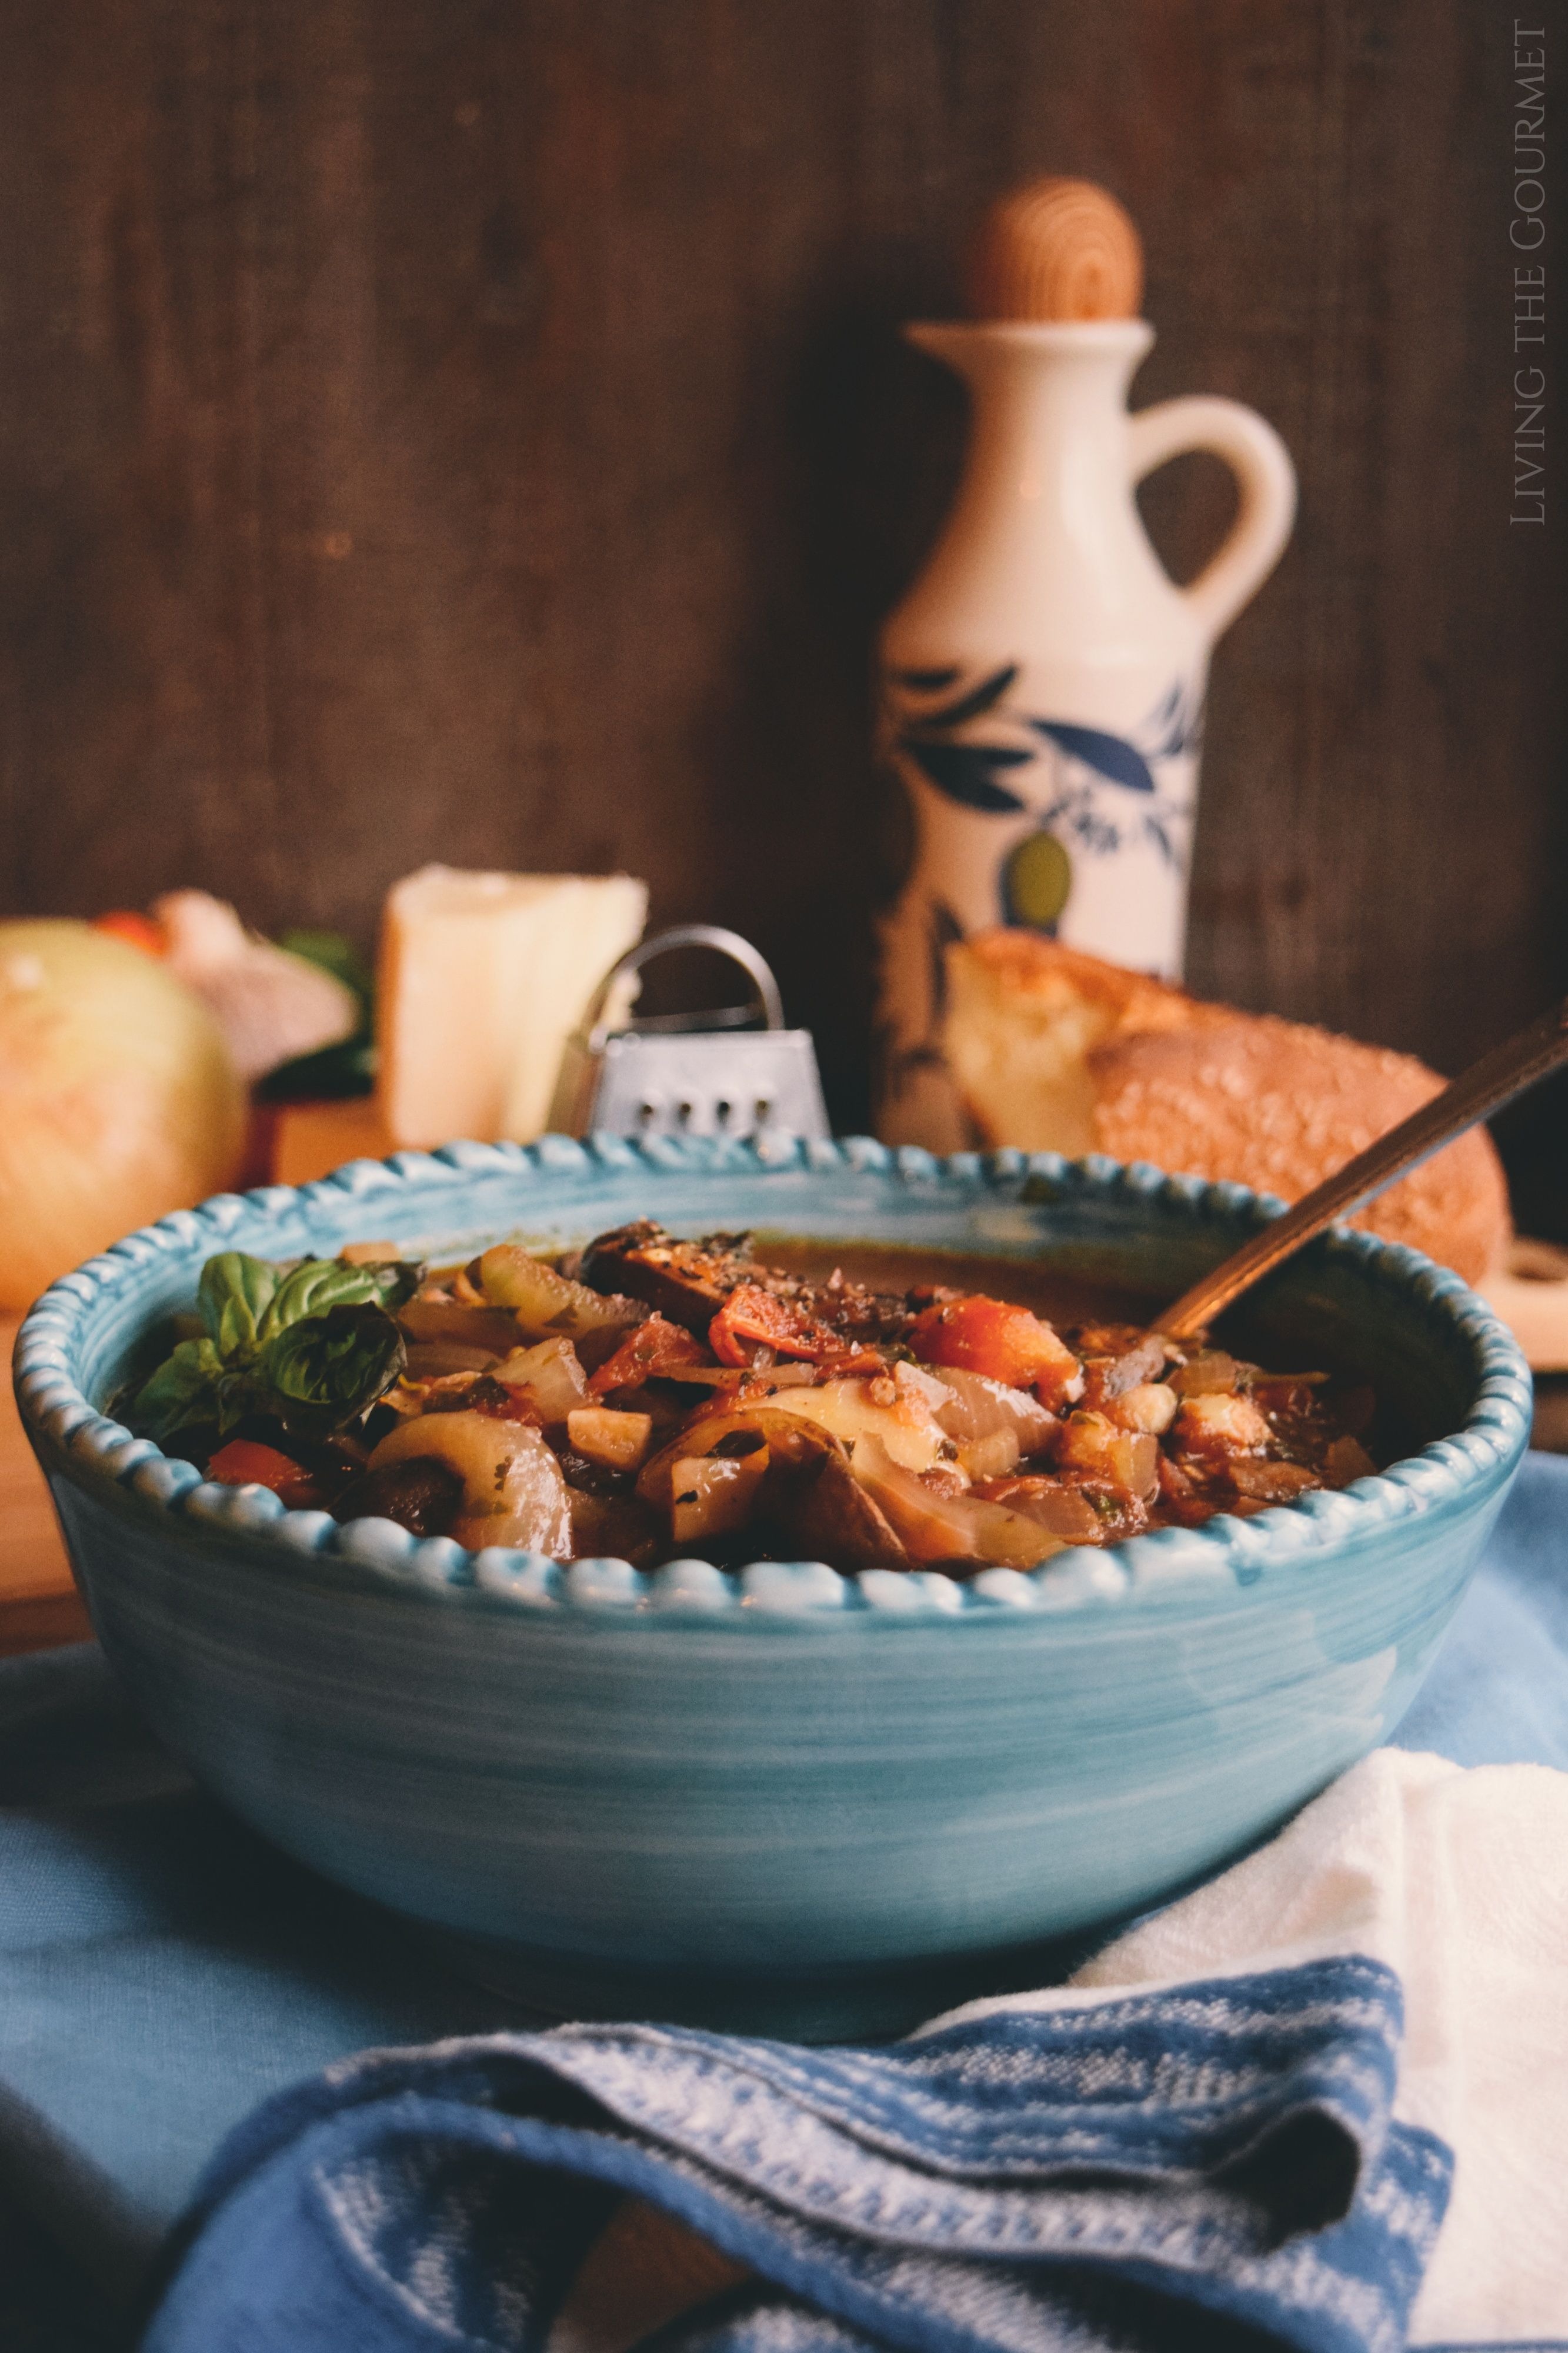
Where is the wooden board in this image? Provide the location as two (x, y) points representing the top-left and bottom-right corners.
(0, 1318), (92, 1655)
(0, 1), (1560, 1179)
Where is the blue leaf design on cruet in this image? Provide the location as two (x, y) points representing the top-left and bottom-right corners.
(1028, 720), (1157, 795)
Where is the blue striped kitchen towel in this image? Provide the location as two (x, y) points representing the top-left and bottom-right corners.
(143, 1951), (1449, 2353)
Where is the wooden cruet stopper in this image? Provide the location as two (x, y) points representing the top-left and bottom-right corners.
(967, 176), (1144, 322)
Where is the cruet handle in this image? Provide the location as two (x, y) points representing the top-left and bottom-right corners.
(1128, 396), (1297, 642)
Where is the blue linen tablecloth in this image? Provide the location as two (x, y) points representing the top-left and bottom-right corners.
(2, 1454), (1566, 2351)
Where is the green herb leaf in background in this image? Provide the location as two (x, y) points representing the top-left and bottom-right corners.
(260, 929), (377, 1102)
(277, 929), (373, 1004)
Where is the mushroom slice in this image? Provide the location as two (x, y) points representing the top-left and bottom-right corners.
(636, 1406), (843, 1509)
(578, 1222), (753, 1332)
(777, 1447), (910, 1571)
(1228, 1459), (1320, 1504)
(368, 1411), (572, 1555)
(639, 1405), (911, 1573)
(332, 1455), (463, 1537)
(849, 1435), (1065, 1569)
(1079, 1335), (1170, 1408)
(566, 1487), (660, 1565)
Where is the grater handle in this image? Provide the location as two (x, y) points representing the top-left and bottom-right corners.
(583, 926), (786, 1053)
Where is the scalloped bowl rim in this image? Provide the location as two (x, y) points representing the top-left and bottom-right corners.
(12, 1134), (1533, 1625)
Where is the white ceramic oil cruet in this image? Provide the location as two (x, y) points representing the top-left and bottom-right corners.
(875, 178), (1297, 1149)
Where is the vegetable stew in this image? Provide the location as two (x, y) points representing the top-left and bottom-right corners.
(125, 1224), (1380, 1574)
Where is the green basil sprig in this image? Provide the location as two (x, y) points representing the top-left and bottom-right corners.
(132, 1251), (414, 1444)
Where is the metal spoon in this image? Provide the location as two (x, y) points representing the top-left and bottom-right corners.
(1156, 997), (1568, 1342)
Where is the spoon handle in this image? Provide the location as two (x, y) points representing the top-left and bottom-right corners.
(1157, 998), (1568, 1342)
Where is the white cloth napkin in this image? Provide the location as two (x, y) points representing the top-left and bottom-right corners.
(938, 1748), (1568, 2344)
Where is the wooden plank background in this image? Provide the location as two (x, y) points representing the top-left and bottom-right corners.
(0, 0), (1561, 1177)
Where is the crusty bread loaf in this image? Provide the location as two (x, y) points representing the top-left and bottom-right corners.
(943, 932), (1510, 1285)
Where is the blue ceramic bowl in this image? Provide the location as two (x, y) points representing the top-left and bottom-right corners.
(15, 1138), (1530, 2037)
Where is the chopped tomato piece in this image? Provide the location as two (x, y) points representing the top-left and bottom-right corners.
(908, 1295), (1080, 1407)
(206, 1439), (321, 1508)
(93, 909), (167, 956)
(708, 1284), (824, 1367)
(588, 1313), (709, 1397)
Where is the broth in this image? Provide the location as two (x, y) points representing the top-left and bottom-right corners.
(758, 1237), (1161, 1332)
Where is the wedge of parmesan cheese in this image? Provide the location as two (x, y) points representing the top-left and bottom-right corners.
(377, 867), (647, 1146)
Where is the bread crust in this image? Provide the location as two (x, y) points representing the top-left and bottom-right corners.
(944, 934), (1510, 1285)
(955, 932), (1217, 1036)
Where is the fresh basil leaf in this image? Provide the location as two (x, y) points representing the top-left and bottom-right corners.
(131, 1337), (225, 1442)
(260, 1304), (406, 1432)
(198, 1254), (279, 1357)
(363, 1257), (423, 1311)
(258, 1258), (387, 1342)
(262, 931), (376, 1105)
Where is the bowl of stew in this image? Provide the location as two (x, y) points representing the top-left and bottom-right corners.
(14, 1136), (1530, 2038)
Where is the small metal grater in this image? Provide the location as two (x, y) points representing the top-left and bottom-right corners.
(549, 925), (830, 1143)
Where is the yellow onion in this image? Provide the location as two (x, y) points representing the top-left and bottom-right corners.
(0, 920), (246, 1307)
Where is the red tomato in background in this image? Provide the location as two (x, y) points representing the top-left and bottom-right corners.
(93, 910), (167, 957)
